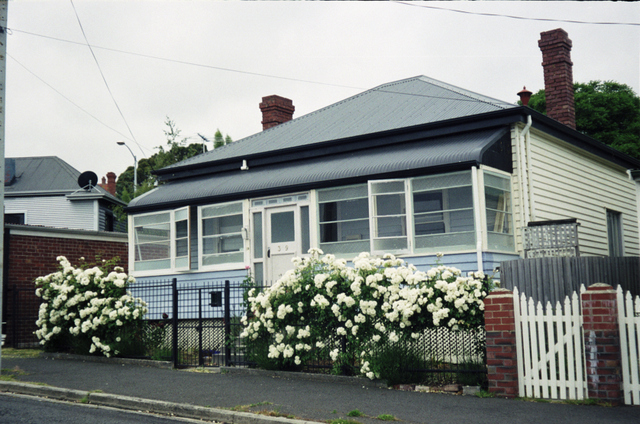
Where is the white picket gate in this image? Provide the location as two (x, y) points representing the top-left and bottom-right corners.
(617, 285), (640, 405)
(514, 286), (588, 400)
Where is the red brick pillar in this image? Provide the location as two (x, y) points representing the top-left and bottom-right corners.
(581, 283), (623, 405)
(485, 288), (518, 398)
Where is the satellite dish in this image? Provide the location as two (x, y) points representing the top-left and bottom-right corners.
(78, 171), (99, 190)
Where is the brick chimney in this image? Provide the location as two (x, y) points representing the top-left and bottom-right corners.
(538, 28), (576, 129)
(99, 172), (117, 196)
(259, 95), (295, 130)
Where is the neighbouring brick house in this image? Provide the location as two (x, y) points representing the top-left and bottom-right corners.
(2, 156), (129, 347)
(3, 225), (128, 348)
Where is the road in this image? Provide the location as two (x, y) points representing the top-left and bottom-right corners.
(0, 394), (217, 424)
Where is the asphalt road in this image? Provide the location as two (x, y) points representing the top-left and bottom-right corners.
(0, 393), (215, 424)
(3, 356), (640, 424)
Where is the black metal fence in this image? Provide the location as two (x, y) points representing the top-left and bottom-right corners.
(500, 256), (640, 305)
(130, 279), (486, 386)
(3, 286), (41, 348)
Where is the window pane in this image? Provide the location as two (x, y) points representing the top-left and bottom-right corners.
(202, 203), (242, 218)
(320, 219), (369, 243)
(135, 241), (170, 261)
(374, 237), (407, 251)
(176, 238), (189, 257)
(415, 232), (476, 251)
(318, 185), (368, 202)
(203, 252), (244, 266)
(271, 211), (295, 243)
(607, 210), (623, 257)
(413, 171), (471, 192)
(320, 198), (368, 222)
(484, 171), (514, 252)
(203, 215), (242, 236)
(134, 212), (170, 227)
(371, 180), (404, 195)
(376, 216), (406, 237)
(135, 223), (170, 244)
(253, 212), (263, 259)
(203, 234), (243, 255)
(176, 220), (188, 239)
(376, 194), (405, 216)
(301, 206), (310, 253)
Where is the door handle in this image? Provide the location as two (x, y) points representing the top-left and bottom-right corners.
(267, 248), (270, 258)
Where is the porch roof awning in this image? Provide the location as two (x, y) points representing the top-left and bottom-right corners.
(128, 127), (509, 212)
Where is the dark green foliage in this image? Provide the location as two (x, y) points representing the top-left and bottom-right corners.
(524, 81), (640, 160)
(369, 343), (426, 386)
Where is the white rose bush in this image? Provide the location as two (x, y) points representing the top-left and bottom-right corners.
(35, 256), (148, 357)
(240, 249), (492, 382)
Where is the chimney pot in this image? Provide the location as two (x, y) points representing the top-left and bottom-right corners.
(518, 86), (533, 106)
(259, 95), (295, 130)
(99, 172), (118, 196)
(539, 28), (575, 129)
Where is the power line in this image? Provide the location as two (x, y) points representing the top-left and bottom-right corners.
(395, 2), (640, 27)
(70, 0), (145, 157)
(6, 27), (363, 91)
(8, 53), (141, 145)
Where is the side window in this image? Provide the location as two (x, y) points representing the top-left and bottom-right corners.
(484, 171), (515, 251)
(318, 185), (370, 255)
(200, 202), (244, 267)
(412, 171), (475, 252)
(606, 209), (623, 257)
(133, 212), (171, 271)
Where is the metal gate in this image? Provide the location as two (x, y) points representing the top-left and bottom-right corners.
(170, 279), (256, 368)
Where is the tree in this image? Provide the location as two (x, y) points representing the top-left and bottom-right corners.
(113, 118), (233, 224)
(115, 117), (233, 199)
(524, 81), (640, 159)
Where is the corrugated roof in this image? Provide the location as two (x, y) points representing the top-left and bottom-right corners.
(5, 156), (123, 205)
(129, 127), (509, 210)
(162, 76), (517, 171)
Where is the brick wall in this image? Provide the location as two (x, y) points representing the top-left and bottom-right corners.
(3, 226), (128, 347)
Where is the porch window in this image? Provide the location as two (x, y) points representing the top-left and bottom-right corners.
(370, 180), (408, 253)
(318, 184), (370, 255)
(133, 212), (171, 271)
(485, 171), (515, 251)
(412, 171), (475, 252)
(200, 202), (244, 267)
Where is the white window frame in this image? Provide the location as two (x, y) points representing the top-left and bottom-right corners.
(410, 171), (477, 254)
(482, 167), (516, 253)
(130, 207), (190, 276)
(198, 200), (249, 271)
(316, 184), (370, 256)
(368, 179), (411, 255)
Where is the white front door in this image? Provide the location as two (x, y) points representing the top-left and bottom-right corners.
(266, 206), (299, 282)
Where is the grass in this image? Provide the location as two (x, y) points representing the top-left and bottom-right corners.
(377, 414), (397, 421)
(0, 366), (29, 381)
(516, 397), (612, 407)
(1, 348), (42, 358)
(476, 390), (496, 398)
(328, 420), (362, 424)
(347, 409), (364, 417)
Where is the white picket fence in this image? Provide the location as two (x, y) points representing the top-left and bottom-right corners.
(513, 286), (588, 400)
(617, 285), (640, 405)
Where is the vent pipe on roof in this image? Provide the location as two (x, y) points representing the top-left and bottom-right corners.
(539, 28), (576, 129)
(517, 86), (533, 107)
(259, 95), (295, 130)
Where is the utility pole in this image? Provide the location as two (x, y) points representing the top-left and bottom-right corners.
(0, 0), (8, 373)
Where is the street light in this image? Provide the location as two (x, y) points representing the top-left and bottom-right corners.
(117, 141), (137, 194)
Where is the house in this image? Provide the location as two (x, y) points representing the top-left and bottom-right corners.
(2, 156), (129, 347)
(4, 156), (126, 232)
(126, 28), (640, 285)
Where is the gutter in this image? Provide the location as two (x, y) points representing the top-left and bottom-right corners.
(518, 115), (533, 224)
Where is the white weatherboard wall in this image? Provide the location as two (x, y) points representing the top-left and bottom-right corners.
(512, 125), (639, 257)
(5, 196), (97, 231)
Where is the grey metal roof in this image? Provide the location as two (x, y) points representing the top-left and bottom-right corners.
(162, 75), (517, 171)
(5, 156), (124, 205)
(129, 127), (509, 210)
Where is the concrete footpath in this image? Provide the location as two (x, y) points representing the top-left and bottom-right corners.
(1, 355), (638, 424)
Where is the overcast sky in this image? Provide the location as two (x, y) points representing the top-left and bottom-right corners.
(5, 1), (639, 186)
